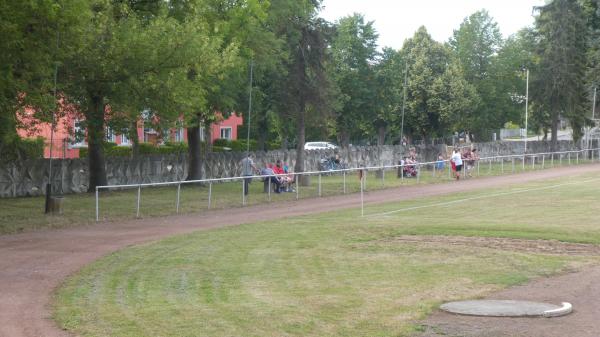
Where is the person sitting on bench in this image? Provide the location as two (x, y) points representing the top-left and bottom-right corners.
(273, 160), (294, 192)
(261, 164), (282, 193)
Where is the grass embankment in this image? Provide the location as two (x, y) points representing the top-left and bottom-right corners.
(1, 154), (591, 234)
(54, 173), (600, 337)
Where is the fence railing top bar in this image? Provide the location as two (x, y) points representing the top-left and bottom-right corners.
(96, 148), (600, 191)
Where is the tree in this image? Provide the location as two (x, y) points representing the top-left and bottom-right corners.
(373, 48), (404, 145)
(330, 13), (379, 147)
(0, 0), (86, 158)
(449, 10), (504, 140)
(267, 0), (333, 174)
(401, 27), (477, 141)
(534, 0), (588, 147)
(59, 0), (224, 190)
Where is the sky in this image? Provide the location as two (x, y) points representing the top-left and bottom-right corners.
(319, 0), (547, 50)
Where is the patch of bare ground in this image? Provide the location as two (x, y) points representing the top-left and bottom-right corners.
(410, 235), (600, 337)
(390, 235), (600, 256)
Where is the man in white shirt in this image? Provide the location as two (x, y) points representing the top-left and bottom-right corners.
(451, 149), (463, 180)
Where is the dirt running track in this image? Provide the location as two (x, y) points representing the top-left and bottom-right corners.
(1, 165), (599, 337)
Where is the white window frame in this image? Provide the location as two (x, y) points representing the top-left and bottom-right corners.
(174, 127), (185, 143)
(69, 119), (87, 148)
(120, 133), (131, 146)
(105, 127), (116, 143)
(220, 127), (232, 140)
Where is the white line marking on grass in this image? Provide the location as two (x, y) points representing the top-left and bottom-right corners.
(367, 177), (600, 218)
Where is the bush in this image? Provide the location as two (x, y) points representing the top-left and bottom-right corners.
(79, 142), (189, 158)
(0, 136), (45, 162)
(213, 138), (260, 152)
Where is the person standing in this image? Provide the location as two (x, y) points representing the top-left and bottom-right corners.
(241, 154), (257, 195)
(451, 149), (463, 180)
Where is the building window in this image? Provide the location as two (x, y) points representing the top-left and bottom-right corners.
(121, 133), (131, 146)
(174, 127), (184, 143)
(106, 127), (116, 143)
(70, 119), (87, 148)
(220, 127), (232, 140)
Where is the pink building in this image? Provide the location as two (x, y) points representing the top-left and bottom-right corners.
(18, 110), (244, 159)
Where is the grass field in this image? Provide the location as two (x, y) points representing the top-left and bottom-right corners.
(54, 172), (600, 337)
(1, 153), (593, 234)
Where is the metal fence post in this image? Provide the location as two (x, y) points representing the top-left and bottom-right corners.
(343, 171), (347, 194)
(551, 153), (554, 167)
(268, 178), (271, 202)
(488, 159), (492, 175)
(522, 155), (525, 171)
(381, 167), (385, 187)
(242, 179), (246, 206)
(532, 156), (535, 170)
(576, 152), (579, 165)
(560, 153), (562, 166)
(208, 182), (212, 209)
(542, 155), (545, 169)
(568, 152), (571, 165)
(176, 183), (181, 213)
(136, 185), (141, 218)
(360, 171), (364, 217)
(95, 187), (99, 222)
(448, 162), (451, 180)
(417, 164), (421, 184)
(477, 160), (480, 176)
(296, 174), (299, 200)
(318, 173), (322, 197)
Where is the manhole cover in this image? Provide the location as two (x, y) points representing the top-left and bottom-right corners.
(440, 300), (572, 317)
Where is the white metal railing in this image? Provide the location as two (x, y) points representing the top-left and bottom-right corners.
(95, 148), (600, 221)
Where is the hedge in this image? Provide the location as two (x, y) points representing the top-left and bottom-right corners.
(79, 142), (189, 158)
(0, 137), (45, 162)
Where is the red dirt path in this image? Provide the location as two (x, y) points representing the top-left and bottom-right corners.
(1, 164), (599, 337)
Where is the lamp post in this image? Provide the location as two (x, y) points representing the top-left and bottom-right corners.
(521, 66), (529, 153)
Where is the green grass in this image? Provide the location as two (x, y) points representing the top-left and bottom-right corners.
(54, 172), (600, 337)
(0, 153), (594, 234)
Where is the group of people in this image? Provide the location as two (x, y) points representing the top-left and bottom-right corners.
(450, 147), (479, 180)
(240, 154), (295, 195)
(400, 148), (419, 177)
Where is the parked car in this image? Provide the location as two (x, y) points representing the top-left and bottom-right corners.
(304, 142), (338, 150)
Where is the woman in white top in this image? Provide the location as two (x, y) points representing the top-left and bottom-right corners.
(451, 149), (463, 180)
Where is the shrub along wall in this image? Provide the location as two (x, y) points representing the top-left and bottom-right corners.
(0, 140), (590, 198)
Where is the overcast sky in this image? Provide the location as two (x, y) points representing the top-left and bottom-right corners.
(319, 0), (547, 50)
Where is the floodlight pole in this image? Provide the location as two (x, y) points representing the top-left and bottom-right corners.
(246, 60), (254, 155)
(400, 64), (408, 145)
(522, 67), (529, 154)
(45, 31), (59, 214)
(593, 87), (597, 120)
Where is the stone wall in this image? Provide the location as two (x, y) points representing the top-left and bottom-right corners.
(0, 140), (587, 198)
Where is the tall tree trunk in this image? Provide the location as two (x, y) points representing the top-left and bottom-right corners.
(339, 130), (350, 148)
(294, 105), (306, 173)
(203, 123), (212, 152)
(551, 111), (559, 151)
(130, 120), (139, 159)
(186, 125), (202, 180)
(377, 125), (386, 146)
(86, 93), (108, 192)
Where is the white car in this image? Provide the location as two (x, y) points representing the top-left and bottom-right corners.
(304, 142), (338, 150)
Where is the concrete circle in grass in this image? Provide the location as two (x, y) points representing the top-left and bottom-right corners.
(440, 300), (572, 318)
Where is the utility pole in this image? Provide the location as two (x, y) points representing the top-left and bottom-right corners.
(400, 64), (408, 145)
(245, 60), (254, 155)
(45, 31), (59, 214)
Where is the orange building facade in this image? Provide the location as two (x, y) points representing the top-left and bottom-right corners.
(18, 112), (244, 159)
